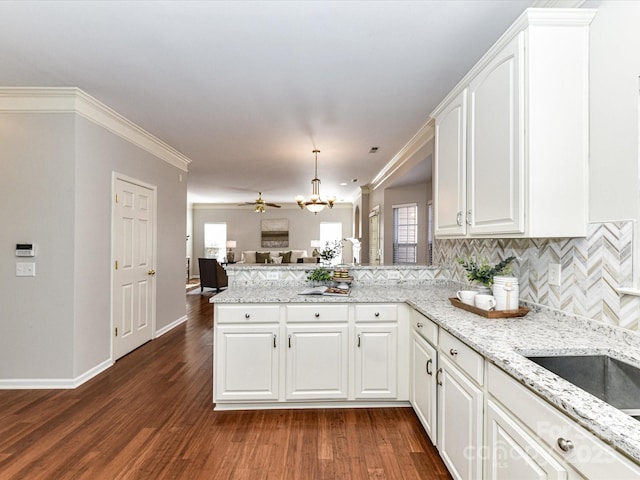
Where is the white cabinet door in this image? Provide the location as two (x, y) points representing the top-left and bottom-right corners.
(286, 324), (349, 400)
(411, 332), (437, 444)
(214, 324), (279, 402)
(467, 35), (523, 235)
(354, 323), (398, 399)
(485, 399), (567, 480)
(434, 88), (467, 237)
(437, 355), (483, 480)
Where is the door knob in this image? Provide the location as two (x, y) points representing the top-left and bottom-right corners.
(147, 269), (156, 276)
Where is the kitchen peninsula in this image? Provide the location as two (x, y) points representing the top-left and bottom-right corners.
(212, 265), (640, 478)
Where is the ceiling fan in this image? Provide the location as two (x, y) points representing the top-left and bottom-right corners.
(238, 192), (282, 213)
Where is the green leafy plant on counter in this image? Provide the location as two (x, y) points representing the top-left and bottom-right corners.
(456, 256), (516, 287)
(306, 266), (333, 283)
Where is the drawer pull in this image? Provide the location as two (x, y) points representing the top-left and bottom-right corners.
(449, 348), (458, 356)
(557, 437), (574, 453)
(436, 368), (443, 386)
(426, 358), (433, 376)
(416, 322), (424, 328)
(244, 313), (250, 319)
(273, 334), (277, 348)
(288, 335), (292, 348)
(314, 312), (320, 318)
(357, 334), (361, 348)
(374, 312), (380, 317)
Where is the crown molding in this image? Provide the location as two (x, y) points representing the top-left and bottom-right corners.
(532, 0), (585, 7)
(0, 87), (191, 172)
(369, 118), (434, 191)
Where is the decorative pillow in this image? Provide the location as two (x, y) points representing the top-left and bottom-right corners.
(279, 251), (292, 263)
(256, 251), (271, 264)
(271, 255), (283, 264)
(241, 251), (256, 263)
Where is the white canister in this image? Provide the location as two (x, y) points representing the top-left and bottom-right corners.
(493, 276), (519, 310)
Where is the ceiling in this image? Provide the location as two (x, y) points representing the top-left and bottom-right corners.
(0, 0), (534, 205)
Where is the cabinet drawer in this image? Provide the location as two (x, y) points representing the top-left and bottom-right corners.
(354, 304), (397, 322)
(439, 330), (483, 385)
(488, 364), (640, 479)
(286, 304), (349, 322)
(216, 304), (280, 324)
(411, 309), (438, 346)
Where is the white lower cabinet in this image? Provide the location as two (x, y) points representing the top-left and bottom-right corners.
(214, 324), (279, 401)
(411, 331), (437, 443)
(285, 323), (349, 400)
(437, 354), (484, 480)
(354, 323), (398, 398)
(486, 399), (567, 480)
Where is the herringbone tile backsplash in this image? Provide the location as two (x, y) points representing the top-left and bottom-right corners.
(434, 222), (640, 331)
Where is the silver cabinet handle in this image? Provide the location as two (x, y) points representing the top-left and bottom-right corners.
(466, 209), (472, 225)
(357, 334), (361, 348)
(314, 312), (320, 318)
(273, 334), (277, 348)
(456, 211), (463, 226)
(557, 438), (574, 453)
(436, 368), (443, 386)
(449, 348), (458, 356)
(288, 334), (291, 348)
(416, 322), (424, 328)
(244, 313), (250, 319)
(374, 312), (380, 317)
(426, 358), (433, 376)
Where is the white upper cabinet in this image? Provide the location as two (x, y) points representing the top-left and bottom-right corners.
(433, 8), (596, 238)
(434, 89), (468, 237)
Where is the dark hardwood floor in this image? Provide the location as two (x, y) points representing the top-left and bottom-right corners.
(0, 294), (452, 479)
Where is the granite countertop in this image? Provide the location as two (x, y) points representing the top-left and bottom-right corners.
(212, 284), (640, 464)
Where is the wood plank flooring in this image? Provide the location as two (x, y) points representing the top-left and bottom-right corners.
(0, 294), (452, 479)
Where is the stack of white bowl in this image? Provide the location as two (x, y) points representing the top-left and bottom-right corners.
(493, 276), (519, 310)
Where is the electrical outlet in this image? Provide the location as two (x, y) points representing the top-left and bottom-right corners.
(266, 271), (279, 280)
(388, 271), (400, 280)
(548, 263), (561, 287)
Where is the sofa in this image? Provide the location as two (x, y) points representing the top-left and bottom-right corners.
(237, 250), (311, 264)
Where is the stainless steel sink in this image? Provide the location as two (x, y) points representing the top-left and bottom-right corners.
(526, 355), (640, 420)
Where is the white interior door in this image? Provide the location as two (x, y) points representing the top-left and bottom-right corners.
(112, 176), (156, 360)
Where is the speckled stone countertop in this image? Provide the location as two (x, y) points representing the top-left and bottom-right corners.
(212, 284), (640, 464)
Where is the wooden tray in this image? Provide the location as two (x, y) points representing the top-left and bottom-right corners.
(449, 298), (530, 318)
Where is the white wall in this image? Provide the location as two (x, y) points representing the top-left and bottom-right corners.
(589, 0), (640, 222)
(191, 204), (353, 272)
(0, 98), (188, 382)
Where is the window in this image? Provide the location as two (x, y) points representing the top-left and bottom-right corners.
(319, 222), (343, 265)
(393, 203), (418, 265)
(204, 223), (227, 262)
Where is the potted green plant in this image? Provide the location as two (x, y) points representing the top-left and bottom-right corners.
(306, 266), (333, 285)
(456, 256), (516, 292)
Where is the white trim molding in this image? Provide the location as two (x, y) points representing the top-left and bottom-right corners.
(0, 87), (191, 172)
(156, 315), (188, 338)
(0, 359), (113, 390)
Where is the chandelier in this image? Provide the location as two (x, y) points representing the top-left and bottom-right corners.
(295, 149), (336, 214)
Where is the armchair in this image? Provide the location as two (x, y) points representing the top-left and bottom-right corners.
(198, 258), (229, 293)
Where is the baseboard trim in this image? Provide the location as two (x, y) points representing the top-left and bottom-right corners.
(155, 315), (188, 338)
(0, 358), (113, 390)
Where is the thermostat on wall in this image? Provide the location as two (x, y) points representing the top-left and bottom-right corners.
(16, 244), (35, 257)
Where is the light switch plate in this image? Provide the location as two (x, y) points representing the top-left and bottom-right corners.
(16, 262), (36, 277)
(266, 271), (279, 280)
(388, 271), (400, 280)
